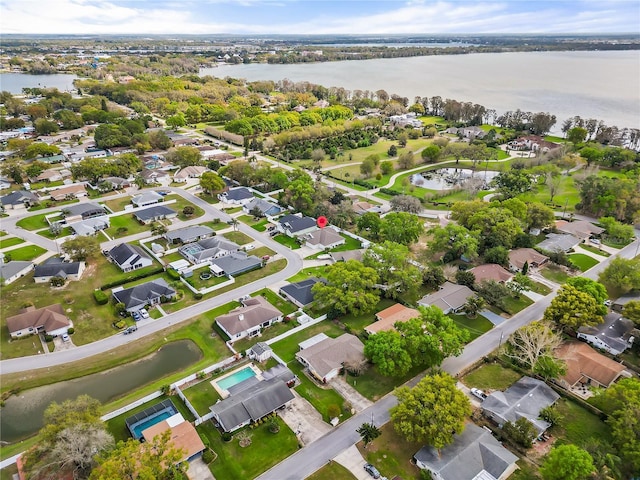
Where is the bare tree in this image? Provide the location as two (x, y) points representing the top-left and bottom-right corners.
(546, 172), (563, 203)
(390, 195), (422, 214)
(505, 321), (563, 370)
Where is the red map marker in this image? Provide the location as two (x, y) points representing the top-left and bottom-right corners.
(317, 216), (328, 228)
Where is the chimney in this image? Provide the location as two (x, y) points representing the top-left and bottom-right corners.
(238, 314), (244, 321)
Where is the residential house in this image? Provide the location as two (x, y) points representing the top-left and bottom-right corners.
(196, 146), (227, 159)
(277, 214), (318, 238)
(303, 227), (345, 250)
(537, 233), (581, 253)
(1, 190), (39, 210)
(507, 135), (560, 153)
(0, 176), (12, 190)
(49, 183), (87, 201)
(141, 413), (205, 463)
(209, 377), (294, 432)
(33, 257), (85, 283)
(107, 243), (153, 272)
(482, 376), (560, 435)
(469, 264), (514, 284)
(414, 423), (518, 480)
(131, 191), (164, 208)
(6, 304), (73, 338)
(34, 169), (63, 183)
(418, 281), (476, 314)
(352, 201), (383, 216)
(107, 146), (136, 156)
(134, 205), (177, 224)
(217, 187), (254, 205)
(178, 236), (238, 264)
(62, 203), (106, 222)
(295, 333), (365, 383)
(612, 291), (640, 313)
(555, 220), (604, 240)
(165, 225), (214, 245)
(36, 153), (67, 164)
(248, 342), (273, 362)
(279, 278), (324, 308)
(444, 126), (487, 140)
(577, 312), (636, 355)
(216, 296), (282, 341)
(173, 166), (208, 183)
(242, 197), (283, 217)
(389, 112), (423, 128)
(209, 252), (262, 277)
(140, 168), (170, 185)
(554, 342), (626, 389)
(508, 248), (549, 272)
(100, 176), (131, 190)
(68, 216), (110, 236)
(330, 250), (365, 263)
(112, 278), (176, 312)
(365, 303), (421, 335)
(0, 259), (34, 285)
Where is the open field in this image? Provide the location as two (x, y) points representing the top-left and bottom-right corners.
(462, 363), (522, 391)
(2, 245), (46, 261)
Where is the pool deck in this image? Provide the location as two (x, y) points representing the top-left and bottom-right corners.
(210, 363), (262, 399)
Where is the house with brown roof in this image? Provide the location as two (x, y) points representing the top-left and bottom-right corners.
(216, 296), (283, 342)
(418, 282), (475, 314)
(555, 220), (604, 240)
(469, 264), (514, 284)
(49, 183), (87, 201)
(365, 303), (421, 335)
(141, 413), (205, 463)
(6, 304), (72, 338)
(173, 166), (208, 183)
(34, 169), (63, 183)
(554, 342), (626, 389)
(508, 248), (549, 272)
(295, 333), (365, 383)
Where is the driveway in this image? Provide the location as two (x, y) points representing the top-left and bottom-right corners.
(52, 335), (75, 352)
(333, 445), (371, 480)
(187, 457), (215, 480)
(278, 391), (331, 446)
(330, 377), (373, 413)
(479, 309), (506, 326)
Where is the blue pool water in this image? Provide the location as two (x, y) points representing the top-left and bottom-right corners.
(216, 367), (256, 391)
(131, 409), (174, 439)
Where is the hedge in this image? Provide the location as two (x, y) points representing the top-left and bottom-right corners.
(100, 266), (165, 291)
(379, 188), (401, 196)
(93, 290), (109, 305)
(167, 268), (181, 280)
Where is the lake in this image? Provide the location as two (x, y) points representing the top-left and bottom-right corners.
(0, 73), (79, 94)
(202, 50), (640, 131)
(0, 340), (202, 444)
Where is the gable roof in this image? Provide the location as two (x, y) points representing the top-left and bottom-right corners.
(179, 236), (239, 263)
(244, 197), (283, 216)
(142, 414), (205, 462)
(414, 423), (518, 480)
(165, 225), (214, 243)
(278, 214), (317, 234)
(62, 202), (105, 218)
(1, 190), (39, 206)
(210, 252), (262, 276)
(134, 205), (176, 221)
(108, 243), (151, 268)
(50, 184), (86, 200)
(555, 342), (626, 387)
(216, 296), (282, 336)
(577, 313), (636, 354)
(223, 187), (253, 201)
(131, 191), (163, 206)
(555, 220), (604, 239)
(279, 277), (324, 307)
(68, 216), (109, 236)
(112, 278), (176, 309)
(295, 333), (365, 378)
(6, 304), (70, 335)
(612, 291), (640, 309)
(482, 376), (560, 435)
(304, 228), (344, 247)
(418, 281), (475, 312)
(508, 248), (549, 270)
(173, 166), (208, 179)
(366, 303), (421, 334)
(0, 260), (33, 280)
(33, 257), (82, 279)
(537, 233), (581, 253)
(469, 264), (513, 283)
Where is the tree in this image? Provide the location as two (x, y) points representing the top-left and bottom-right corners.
(364, 330), (413, 377)
(421, 144), (441, 163)
(476, 280), (511, 310)
(148, 130), (172, 150)
(356, 212), (382, 240)
(622, 300), (640, 325)
(61, 236), (100, 262)
(492, 170), (533, 199)
(380, 161), (394, 175)
(422, 265), (445, 290)
(150, 222), (167, 236)
(483, 246), (509, 267)
(164, 146), (202, 168)
(598, 257), (640, 293)
(509, 272), (535, 298)
(312, 260), (380, 316)
(166, 113), (186, 129)
(24, 142), (62, 160)
(391, 373), (471, 451)
(199, 171), (225, 194)
(34, 118), (60, 135)
(505, 321), (563, 371)
(543, 284), (603, 330)
(387, 144), (398, 157)
(363, 241), (422, 298)
(360, 157), (375, 177)
(357, 423), (381, 448)
(390, 195), (422, 214)
(565, 277), (608, 315)
(527, 202), (555, 230)
(455, 270), (476, 288)
(598, 216), (635, 244)
(397, 151), (414, 169)
(311, 148), (325, 164)
(429, 224), (479, 261)
(380, 212), (424, 245)
(1, 159), (25, 184)
(533, 354), (567, 380)
(182, 205), (195, 217)
(397, 132), (408, 147)
(540, 444), (595, 480)
(90, 430), (185, 480)
(502, 418), (537, 448)
(567, 126), (588, 144)
(463, 295), (486, 318)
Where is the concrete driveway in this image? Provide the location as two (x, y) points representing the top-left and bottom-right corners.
(279, 391), (331, 446)
(333, 445), (372, 480)
(52, 335), (76, 352)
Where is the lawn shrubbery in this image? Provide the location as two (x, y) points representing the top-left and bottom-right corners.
(100, 266), (165, 290)
(93, 290), (109, 305)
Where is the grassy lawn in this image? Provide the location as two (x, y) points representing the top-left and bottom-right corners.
(307, 462), (357, 480)
(203, 220), (228, 231)
(104, 196), (132, 212)
(15, 213), (52, 231)
(37, 227), (73, 239)
(105, 214), (149, 238)
(251, 246), (275, 258)
(462, 363), (522, 391)
(231, 321), (298, 354)
(184, 271), (231, 291)
(539, 264), (572, 284)
(181, 379), (222, 416)
(345, 363), (424, 402)
(237, 214), (270, 232)
(569, 253), (599, 272)
(0, 237), (25, 249)
(271, 320), (346, 363)
(221, 206), (243, 214)
(199, 417), (299, 479)
(273, 234), (301, 250)
(287, 265), (331, 283)
(530, 281), (552, 296)
(255, 288), (298, 315)
(449, 314), (494, 340)
(339, 298), (395, 333)
(197, 193), (220, 204)
(357, 423), (423, 480)
(164, 195), (205, 221)
(223, 231), (253, 245)
(162, 251), (184, 263)
(550, 397), (612, 448)
(3, 245), (46, 261)
(580, 244), (610, 257)
(501, 294), (534, 315)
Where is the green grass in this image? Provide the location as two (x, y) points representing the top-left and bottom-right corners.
(198, 193), (220, 204)
(203, 220), (230, 231)
(105, 214), (149, 238)
(231, 321), (298, 354)
(2, 245), (46, 261)
(550, 397), (612, 447)
(462, 363), (522, 391)
(345, 363), (424, 402)
(221, 206), (243, 214)
(162, 252), (185, 264)
(501, 294), (534, 315)
(15, 213), (52, 230)
(0, 237), (25, 249)
(271, 320), (346, 363)
(529, 281), (552, 295)
(37, 227), (73, 239)
(251, 246), (275, 258)
(307, 462), (357, 480)
(181, 379), (222, 416)
(357, 423), (423, 480)
(223, 231), (253, 245)
(199, 418), (299, 479)
(164, 195), (205, 221)
(237, 214), (269, 232)
(104, 196), (133, 212)
(568, 253), (599, 272)
(449, 314), (494, 340)
(580, 244), (610, 257)
(185, 271), (231, 291)
(255, 288), (298, 315)
(287, 265), (331, 283)
(273, 234), (301, 250)
(339, 298), (395, 333)
(539, 264), (572, 284)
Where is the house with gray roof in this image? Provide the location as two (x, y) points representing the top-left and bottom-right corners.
(216, 295), (282, 341)
(209, 252), (262, 277)
(303, 228), (345, 250)
(277, 214), (318, 238)
(33, 257), (85, 283)
(1, 190), (39, 210)
(218, 187), (254, 205)
(68, 216), (110, 236)
(248, 342), (273, 362)
(179, 236), (238, 264)
(0, 259), (34, 285)
(62, 202), (106, 221)
(482, 376), (560, 435)
(612, 291), (640, 313)
(577, 312), (636, 355)
(209, 378), (294, 432)
(296, 333), (365, 383)
(242, 197), (283, 217)
(418, 281), (475, 314)
(131, 191), (164, 208)
(112, 278), (176, 312)
(414, 423), (518, 480)
(100, 177), (131, 191)
(279, 278), (324, 308)
(537, 233), (581, 253)
(133, 205), (177, 224)
(108, 243), (153, 272)
(165, 225), (214, 245)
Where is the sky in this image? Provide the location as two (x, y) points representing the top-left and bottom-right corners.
(1, 0), (639, 35)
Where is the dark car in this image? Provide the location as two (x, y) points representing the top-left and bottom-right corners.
(364, 463), (381, 479)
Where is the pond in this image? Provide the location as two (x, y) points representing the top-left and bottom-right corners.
(410, 168), (500, 190)
(0, 73), (79, 94)
(0, 340), (202, 444)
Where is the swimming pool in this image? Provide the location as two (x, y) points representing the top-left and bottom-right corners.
(215, 366), (256, 391)
(131, 410), (173, 439)
(125, 399), (178, 440)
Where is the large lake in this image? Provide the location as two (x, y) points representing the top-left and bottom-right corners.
(0, 73), (78, 94)
(202, 51), (640, 130)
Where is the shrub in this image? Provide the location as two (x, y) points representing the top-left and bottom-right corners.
(113, 320), (126, 329)
(50, 276), (66, 287)
(194, 292), (203, 300)
(221, 432), (232, 442)
(93, 290), (109, 305)
(379, 188), (401, 196)
(167, 268), (181, 280)
(44, 334), (54, 342)
(202, 448), (215, 464)
(67, 328), (75, 335)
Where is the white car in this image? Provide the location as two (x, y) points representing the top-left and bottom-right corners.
(139, 309), (150, 319)
(61, 333), (70, 342)
(590, 238), (601, 245)
(470, 388), (487, 400)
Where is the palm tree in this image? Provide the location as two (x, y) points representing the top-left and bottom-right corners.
(231, 219), (239, 231)
(357, 422), (381, 448)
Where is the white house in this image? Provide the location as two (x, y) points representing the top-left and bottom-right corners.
(215, 296), (283, 342)
(107, 243), (153, 272)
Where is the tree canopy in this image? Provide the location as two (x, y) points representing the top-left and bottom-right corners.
(380, 212), (424, 245)
(540, 444), (595, 480)
(543, 284), (603, 330)
(598, 257), (640, 293)
(61, 236), (100, 262)
(363, 241), (422, 298)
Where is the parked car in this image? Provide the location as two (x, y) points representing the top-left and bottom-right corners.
(604, 299), (613, 307)
(132, 311), (141, 321)
(61, 333), (70, 342)
(470, 388), (487, 400)
(590, 237), (601, 245)
(364, 463), (381, 479)
(139, 309), (150, 319)
(123, 326), (138, 335)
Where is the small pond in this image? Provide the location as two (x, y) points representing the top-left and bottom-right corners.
(410, 168), (500, 190)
